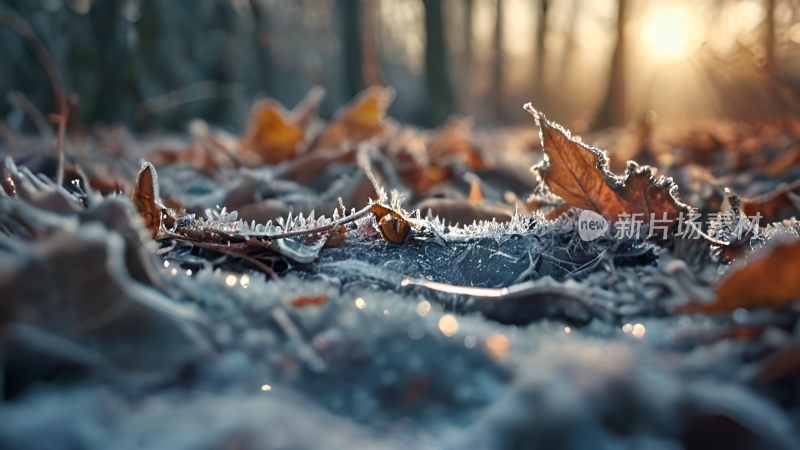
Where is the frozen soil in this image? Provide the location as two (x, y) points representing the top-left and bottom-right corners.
(1, 146), (799, 450)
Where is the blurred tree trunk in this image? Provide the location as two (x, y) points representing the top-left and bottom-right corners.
(556, 0), (579, 92)
(338, 0), (365, 98)
(764, 0), (775, 73)
(491, 0), (505, 121)
(592, 0), (628, 129)
(362, 0), (383, 87)
(464, 0), (474, 63)
(249, 0), (274, 94)
(423, 0), (454, 126)
(534, 0), (549, 101)
(87, 0), (132, 123)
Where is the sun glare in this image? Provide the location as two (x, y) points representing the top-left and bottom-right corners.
(641, 7), (701, 62)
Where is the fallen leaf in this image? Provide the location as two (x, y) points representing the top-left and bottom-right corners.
(400, 161), (453, 194)
(427, 117), (484, 170)
(742, 180), (800, 224)
(764, 144), (800, 176)
(323, 224), (348, 248)
(290, 295), (329, 308)
(239, 99), (305, 164)
(311, 86), (395, 152)
(369, 202), (412, 244)
(525, 103), (690, 223)
(678, 239), (800, 313)
(131, 162), (162, 238)
(149, 145), (220, 172)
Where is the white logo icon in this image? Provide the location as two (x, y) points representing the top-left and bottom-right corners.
(577, 210), (609, 241)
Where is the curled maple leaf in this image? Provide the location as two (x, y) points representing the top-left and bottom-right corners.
(524, 103), (690, 223)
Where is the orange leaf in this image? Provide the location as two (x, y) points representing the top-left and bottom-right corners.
(290, 295), (329, 308)
(239, 99), (305, 165)
(312, 86), (395, 152)
(678, 240), (800, 314)
(525, 103), (690, 223)
(323, 225), (348, 248)
(467, 174), (484, 205)
(427, 117), (484, 170)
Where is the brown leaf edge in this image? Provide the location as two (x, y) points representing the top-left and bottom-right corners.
(524, 102), (692, 223)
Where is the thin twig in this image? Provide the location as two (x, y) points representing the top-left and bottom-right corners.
(223, 251), (279, 279)
(159, 230), (271, 252)
(135, 81), (233, 119)
(55, 110), (67, 186)
(7, 91), (53, 137)
(158, 230), (278, 277)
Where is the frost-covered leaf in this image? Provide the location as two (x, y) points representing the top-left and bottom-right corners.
(742, 179), (800, 225)
(525, 103), (690, 223)
(679, 239), (800, 313)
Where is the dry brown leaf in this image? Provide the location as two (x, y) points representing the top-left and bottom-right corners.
(239, 99), (305, 164)
(323, 225), (348, 248)
(400, 162), (452, 195)
(427, 117), (484, 170)
(742, 180), (800, 224)
(369, 203), (411, 244)
(131, 162), (162, 238)
(764, 144), (800, 176)
(311, 86), (395, 152)
(678, 240), (800, 314)
(525, 103), (690, 223)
